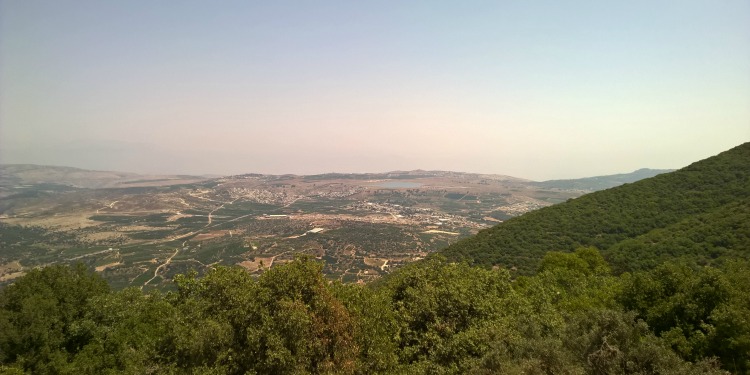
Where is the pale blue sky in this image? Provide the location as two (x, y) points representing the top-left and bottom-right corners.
(1, 0), (748, 179)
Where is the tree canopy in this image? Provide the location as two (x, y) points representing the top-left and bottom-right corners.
(2, 255), (747, 374)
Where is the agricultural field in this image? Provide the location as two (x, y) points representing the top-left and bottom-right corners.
(1, 166), (594, 289)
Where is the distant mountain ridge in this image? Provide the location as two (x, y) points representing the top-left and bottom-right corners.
(439, 143), (750, 274)
(0, 164), (206, 189)
(533, 168), (675, 191)
(2, 163), (667, 191)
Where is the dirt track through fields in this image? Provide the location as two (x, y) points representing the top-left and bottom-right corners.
(141, 248), (179, 289)
(96, 200), (119, 214)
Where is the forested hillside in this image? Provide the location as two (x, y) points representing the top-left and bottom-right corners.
(440, 143), (750, 274)
(606, 197), (750, 272)
(1, 255), (748, 374)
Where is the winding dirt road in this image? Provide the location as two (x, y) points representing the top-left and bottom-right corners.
(141, 248), (179, 289)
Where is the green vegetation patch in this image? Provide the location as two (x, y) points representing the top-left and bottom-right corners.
(1, 254), (746, 373)
(127, 229), (177, 240)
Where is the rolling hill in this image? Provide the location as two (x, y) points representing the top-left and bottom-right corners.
(0, 164), (207, 190)
(440, 143), (750, 274)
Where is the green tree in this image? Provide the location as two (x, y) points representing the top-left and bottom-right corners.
(619, 261), (750, 372)
(70, 288), (182, 374)
(332, 282), (399, 374)
(171, 257), (359, 374)
(0, 263), (109, 374)
(382, 257), (513, 373)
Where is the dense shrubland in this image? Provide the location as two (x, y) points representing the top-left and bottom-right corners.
(1, 253), (748, 374)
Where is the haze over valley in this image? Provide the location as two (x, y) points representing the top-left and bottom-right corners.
(0, 164), (670, 288)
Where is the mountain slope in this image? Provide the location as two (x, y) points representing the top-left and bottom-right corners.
(605, 197), (750, 272)
(439, 143), (750, 274)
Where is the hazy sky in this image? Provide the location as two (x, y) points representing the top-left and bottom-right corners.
(1, 1), (748, 180)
